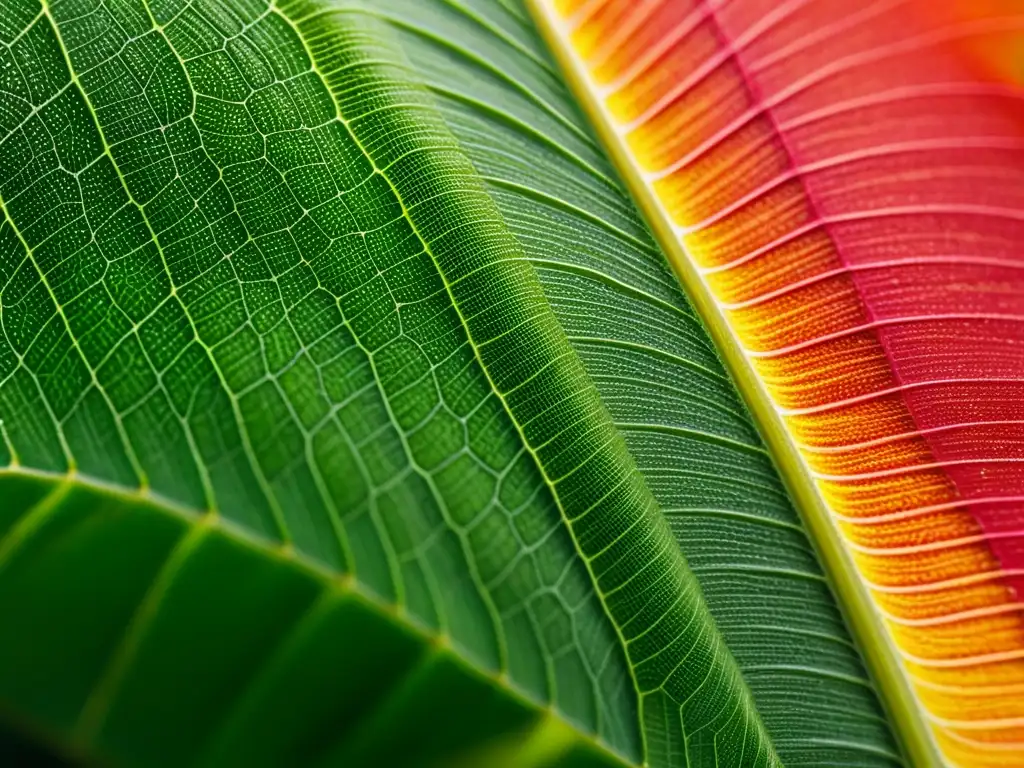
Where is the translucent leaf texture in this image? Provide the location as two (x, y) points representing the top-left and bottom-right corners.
(532, 0), (1024, 766)
(0, 0), (900, 766)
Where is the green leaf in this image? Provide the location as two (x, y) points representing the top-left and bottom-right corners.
(0, 0), (896, 766)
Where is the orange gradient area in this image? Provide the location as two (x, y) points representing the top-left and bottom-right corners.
(549, 0), (1024, 764)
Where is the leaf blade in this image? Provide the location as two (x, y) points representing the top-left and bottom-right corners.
(532, 0), (1024, 765)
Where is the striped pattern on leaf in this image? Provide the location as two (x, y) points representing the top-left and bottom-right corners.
(534, 0), (1024, 766)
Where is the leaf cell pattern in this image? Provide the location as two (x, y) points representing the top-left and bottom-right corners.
(0, 0), (639, 761)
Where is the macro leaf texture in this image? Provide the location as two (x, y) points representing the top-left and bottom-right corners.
(532, 0), (1024, 766)
(0, 0), (1019, 767)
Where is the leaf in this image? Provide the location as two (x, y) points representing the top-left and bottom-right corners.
(0, 0), (813, 766)
(530, 0), (1024, 766)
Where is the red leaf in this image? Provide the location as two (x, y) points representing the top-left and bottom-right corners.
(548, 0), (1024, 763)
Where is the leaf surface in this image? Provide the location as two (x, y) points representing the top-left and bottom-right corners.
(531, 0), (1024, 765)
